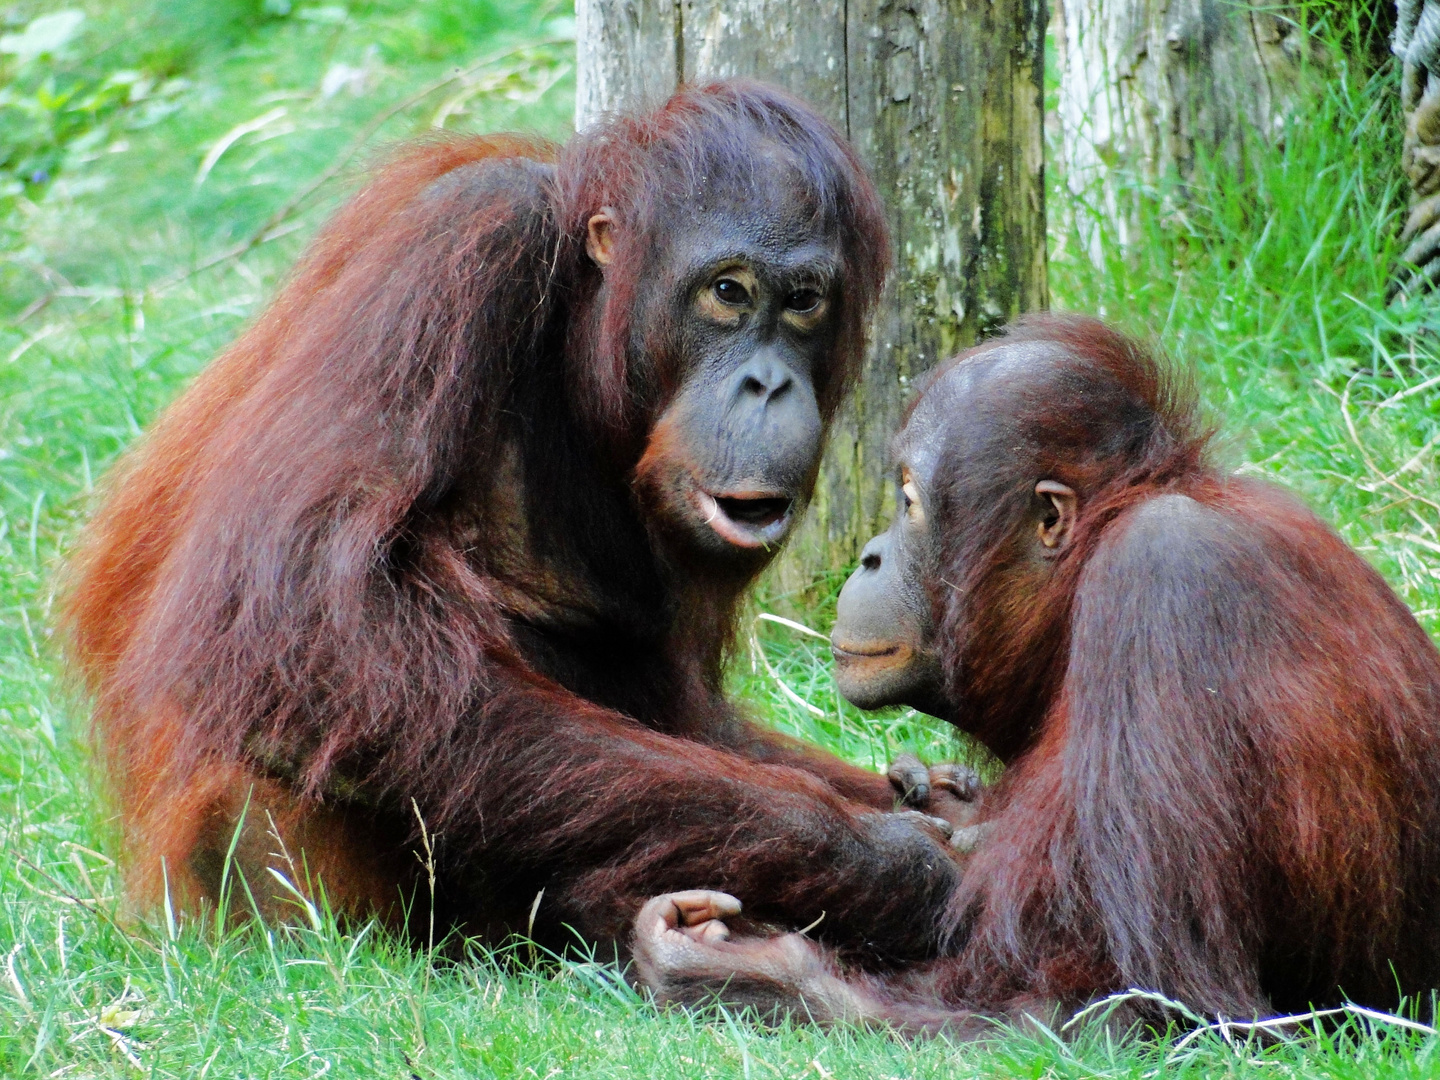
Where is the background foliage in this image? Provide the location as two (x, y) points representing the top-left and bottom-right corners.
(0, 0), (1437, 1075)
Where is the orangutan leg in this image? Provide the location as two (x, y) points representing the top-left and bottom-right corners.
(629, 890), (1044, 1038)
(124, 760), (418, 932)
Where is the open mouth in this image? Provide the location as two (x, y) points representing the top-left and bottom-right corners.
(692, 490), (797, 549)
(715, 496), (791, 529)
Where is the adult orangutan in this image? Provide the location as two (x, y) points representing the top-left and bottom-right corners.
(64, 82), (964, 959)
(633, 315), (1440, 1031)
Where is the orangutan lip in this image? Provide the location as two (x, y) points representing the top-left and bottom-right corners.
(692, 489), (796, 549)
(830, 642), (901, 660)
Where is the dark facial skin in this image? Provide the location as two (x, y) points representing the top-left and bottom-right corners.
(831, 347), (1079, 717)
(830, 385), (951, 717)
(595, 176), (842, 569)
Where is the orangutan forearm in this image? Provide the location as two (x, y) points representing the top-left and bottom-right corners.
(412, 682), (961, 959)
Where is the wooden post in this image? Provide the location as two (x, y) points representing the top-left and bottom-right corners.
(576, 0), (1048, 583)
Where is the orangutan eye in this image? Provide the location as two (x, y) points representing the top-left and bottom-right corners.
(785, 288), (822, 313)
(714, 278), (750, 305)
(901, 469), (924, 524)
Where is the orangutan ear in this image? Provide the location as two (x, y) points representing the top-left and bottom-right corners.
(587, 208), (619, 267)
(1035, 480), (1078, 552)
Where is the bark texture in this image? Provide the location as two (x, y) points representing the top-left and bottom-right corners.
(1056, 0), (1310, 251)
(1393, 0), (1440, 298)
(576, 0), (1048, 575)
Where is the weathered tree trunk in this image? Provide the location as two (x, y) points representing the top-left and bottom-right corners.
(1056, 0), (1310, 251)
(576, 0), (1048, 581)
(1393, 0), (1440, 298)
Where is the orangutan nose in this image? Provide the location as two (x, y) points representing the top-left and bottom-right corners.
(715, 348), (822, 491)
(734, 353), (795, 406)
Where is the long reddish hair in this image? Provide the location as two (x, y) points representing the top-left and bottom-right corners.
(62, 82), (889, 906)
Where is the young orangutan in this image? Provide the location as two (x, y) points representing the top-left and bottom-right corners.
(631, 314), (1440, 1033)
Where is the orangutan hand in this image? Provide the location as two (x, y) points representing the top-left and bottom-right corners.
(887, 753), (983, 833)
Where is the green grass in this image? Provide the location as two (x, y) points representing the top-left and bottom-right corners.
(2, 1), (1439, 1075)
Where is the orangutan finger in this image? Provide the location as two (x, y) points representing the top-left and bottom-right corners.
(887, 753), (930, 805)
(667, 890), (743, 928)
(929, 763), (982, 801)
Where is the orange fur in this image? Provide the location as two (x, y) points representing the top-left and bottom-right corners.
(61, 86), (958, 961)
(65, 136), (545, 923)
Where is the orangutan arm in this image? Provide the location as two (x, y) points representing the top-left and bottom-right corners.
(696, 703), (982, 824)
(415, 671), (961, 961)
